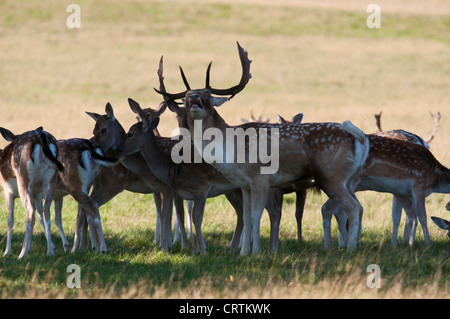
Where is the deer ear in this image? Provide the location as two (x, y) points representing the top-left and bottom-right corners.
(166, 100), (182, 115)
(0, 127), (17, 142)
(211, 96), (229, 107)
(154, 101), (167, 117)
(142, 114), (159, 132)
(150, 117), (160, 131)
(86, 111), (101, 122)
(105, 102), (115, 120)
(431, 216), (450, 230)
(292, 113), (304, 125)
(128, 98), (142, 115)
(277, 114), (286, 124)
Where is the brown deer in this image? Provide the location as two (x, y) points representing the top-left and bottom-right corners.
(153, 56), (316, 251)
(322, 135), (450, 248)
(154, 42), (369, 254)
(118, 98), (287, 254)
(84, 103), (180, 252)
(279, 113), (434, 247)
(0, 127), (64, 259)
(51, 138), (119, 253)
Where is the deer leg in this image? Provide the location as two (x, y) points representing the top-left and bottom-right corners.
(173, 194), (188, 249)
(391, 195), (403, 246)
(3, 191), (15, 256)
(153, 192), (162, 245)
(250, 183), (270, 255)
(416, 198), (431, 245)
(71, 191), (106, 254)
(18, 188), (36, 259)
(321, 199), (337, 249)
(224, 190), (244, 254)
(324, 185), (362, 253)
(54, 197), (71, 252)
(80, 205), (90, 250)
(41, 188), (56, 256)
(185, 200), (194, 240)
(192, 197), (207, 255)
(295, 190), (307, 242)
(265, 190), (282, 253)
(322, 199), (349, 249)
(240, 188), (252, 256)
(335, 208), (349, 249)
(400, 198), (416, 245)
(172, 195), (183, 246)
(159, 191), (174, 251)
(72, 206), (88, 252)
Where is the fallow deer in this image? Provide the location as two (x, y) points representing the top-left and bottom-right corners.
(51, 138), (119, 253)
(279, 113), (428, 247)
(430, 202), (450, 239)
(85, 103), (181, 252)
(155, 42), (370, 254)
(322, 135), (450, 248)
(153, 56), (314, 252)
(0, 127), (64, 259)
(118, 98), (287, 254)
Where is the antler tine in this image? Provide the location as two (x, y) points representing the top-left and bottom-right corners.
(179, 66), (191, 90)
(157, 56), (164, 84)
(205, 61), (212, 89)
(374, 111), (383, 132)
(426, 110), (441, 143)
(154, 55), (188, 101)
(207, 41), (252, 100)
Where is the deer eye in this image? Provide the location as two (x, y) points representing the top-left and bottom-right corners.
(101, 127), (107, 134)
(127, 132), (134, 138)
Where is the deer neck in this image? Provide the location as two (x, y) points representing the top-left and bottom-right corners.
(434, 164), (450, 194)
(138, 134), (178, 188)
(186, 109), (230, 163)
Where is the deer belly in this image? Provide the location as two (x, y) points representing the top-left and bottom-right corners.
(357, 176), (413, 196)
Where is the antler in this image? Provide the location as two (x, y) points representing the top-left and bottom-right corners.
(374, 111), (382, 132)
(206, 41), (252, 100)
(154, 41), (252, 101)
(154, 56), (188, 101)
(426, 111), (441, 143)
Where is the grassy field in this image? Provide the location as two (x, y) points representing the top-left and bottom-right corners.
(0, 0), (449, 299)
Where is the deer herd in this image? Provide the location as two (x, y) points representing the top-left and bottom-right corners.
(0, 42), (448, 259)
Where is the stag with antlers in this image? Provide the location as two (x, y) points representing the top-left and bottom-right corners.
(117, 97), (289, 254)
(155, 42), (370, 254)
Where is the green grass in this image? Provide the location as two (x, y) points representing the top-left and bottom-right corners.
(0, 191), (447, 298)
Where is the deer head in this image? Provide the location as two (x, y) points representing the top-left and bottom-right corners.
(117, 98), (160, 157)
(154, 42), (252, 124)
(86, 103), (126, 152)
(431, 216), (450, 239)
